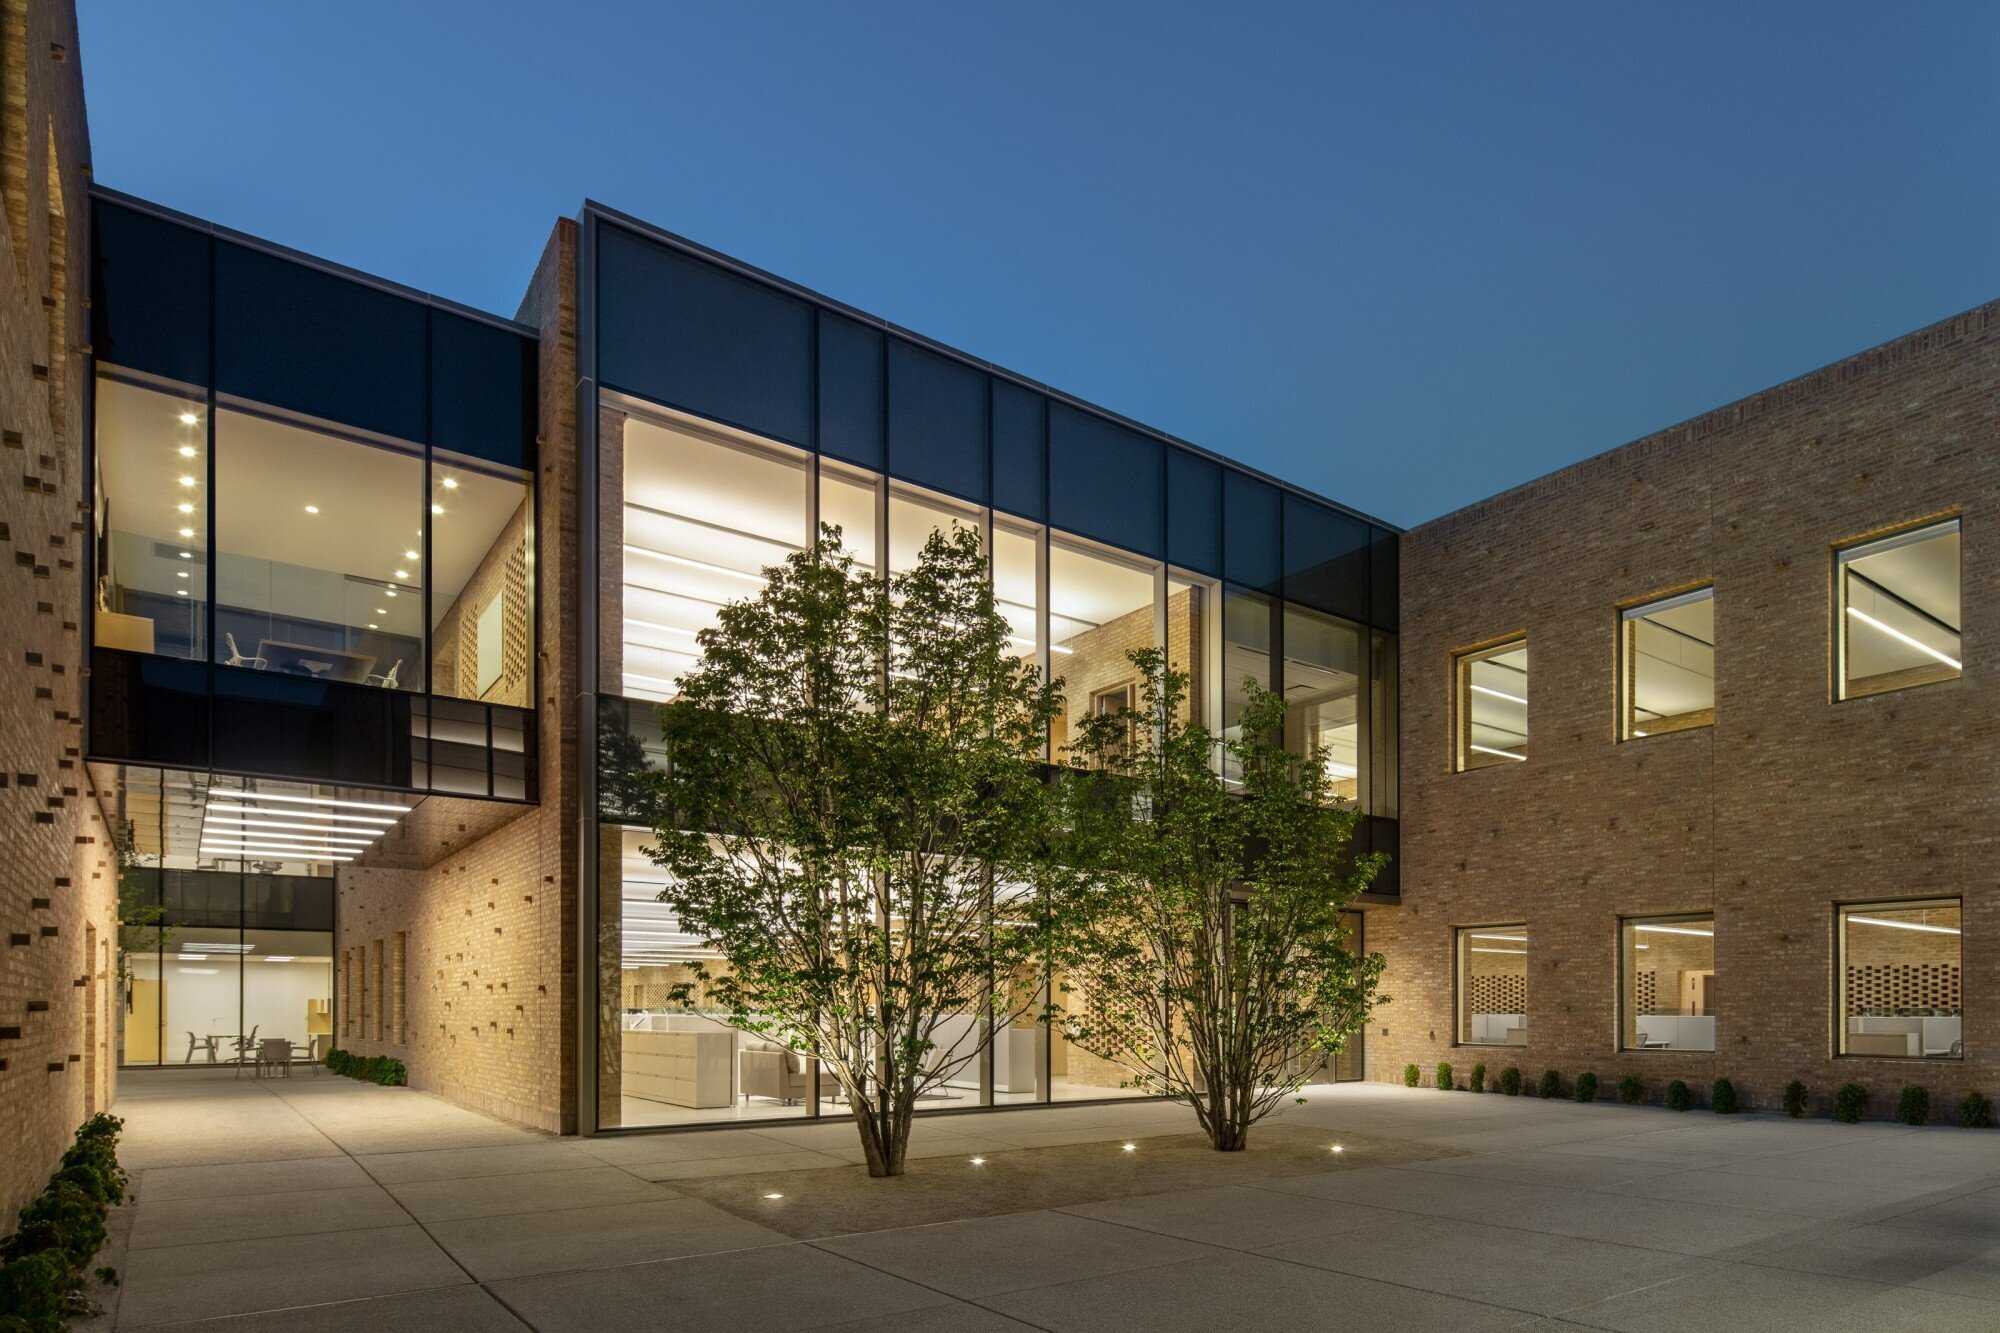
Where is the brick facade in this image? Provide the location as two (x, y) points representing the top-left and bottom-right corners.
(1376, 299), (2000, 1114)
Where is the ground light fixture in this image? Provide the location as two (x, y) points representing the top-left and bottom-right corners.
(969, 1156), (985, 1166)
(1121, 1142), (1137, 1152)
(1330, 1144), (1344, 1154)
(762, 1192), (784, 1200)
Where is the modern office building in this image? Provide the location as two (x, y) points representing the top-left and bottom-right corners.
(2, 0), (1993, 1225)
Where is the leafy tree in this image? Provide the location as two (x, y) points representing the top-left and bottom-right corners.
(646, 524), (1085, 1177)
(1054, 650), (1386, 1152)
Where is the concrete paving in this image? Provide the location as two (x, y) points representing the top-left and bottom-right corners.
(81, 1072), (2000, 1330)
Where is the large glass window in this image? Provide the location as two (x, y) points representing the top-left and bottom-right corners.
(1221, 588), (1273, 786)
(1621, 588), (1714, 739)
(995, 521), (1042, 684)
(1455, 638), (1527, 770)
(819, 460), (880, 572)
(1839, 899), (1961, 1059)
(1457, 925), (1529, 1046)
(93, 373), (208, 661)
(1838, 519), (1961, 700)
(1167, 572), (1221, 735)
(212, 403), (425, 690)
(430, 451), (534, 707)
(1620, 915), (1715, 1051)
(1283, 605), (1365, 803)
(1049, 538), (1159, 765)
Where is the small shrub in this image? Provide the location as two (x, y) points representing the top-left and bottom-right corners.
(1574, 1072), (1598, 1103)
(1665, 1079), (1692, 1112)
(1499, 1066), (1522, 1096)
(1783, 1080), (1808, 1118)
(1435, 1062), (1454, 1092)
(1402, 1063), (1420, 1088)
(1538, 1069), (1562, 1100)
(1469, 1062), (1486, 1094)
(324, 1047), (408, 1087)
(1711, 1078), (1738, 1114)
(0, 1113), (126, 1328)
(1617, 1074), (1644, 1105)
(1958, 1091), (1992, 1128)
(1897, 1084), (1930, 1127)
(1834, 1082), (1867, 1124)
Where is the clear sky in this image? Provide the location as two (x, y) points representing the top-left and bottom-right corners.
(78, 1), (1998, 527)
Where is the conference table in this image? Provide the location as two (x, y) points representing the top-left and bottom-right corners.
(258, 640), (376, 684)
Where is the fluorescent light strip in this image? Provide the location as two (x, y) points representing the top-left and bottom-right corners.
(1469, 932), (1527, 942)
(203, 849), (356, 863)
(1846, 606), (1962, 671)
(1634, 923), (1714, 938)
(1470, 683), (1527, 705)
(1470, 947), (1527, 954)
(201, 818), (375, 843)
(1848, 914), (1960, 936)
(208, 792), (410, 814)
(1469, 744), (1527, 762)
(200, 840), (360, 857)
(623, 545), (768, 584)
(204, 803), (395, 826)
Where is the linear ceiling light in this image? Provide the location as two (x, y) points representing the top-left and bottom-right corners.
(623, 545), (768, 583)
(1846, 607), (1962, 671)
(1468, 744), (1527, 762)
(1470, 683), (1527, 705)
(1469, 932), (1527, 942)
(202, 847), (356, 863)
(201, 818), (376, 842)
(199, 837), (362, 854)
(1634, 923), (1714, 938)
(1848, 913), (1960, 936)
(1470, 947), (1527, 954)
(204, 803), (396, 826)
(208, 792), (411, 814)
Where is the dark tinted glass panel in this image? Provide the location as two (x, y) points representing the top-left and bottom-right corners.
(887, 339), (987, 503)
(1166, 449), (1221, 575)
(990, 381), (1045, 521)
(90, 201), (211, 386)
(210, 668), (414, 788)
(86, 647), (209, 768)
(1048, 404), (1162, 557)
(596, 225), (812, 447)
(240, 874), (336, 931)
(1371, 525), (1399, 631)
(1222, 471), (1280, 592)
(430, 310), (536, 469)
(817, 313), (883, 468)
(1282, 493), (1371, 622)
(214, 242), (426, 442)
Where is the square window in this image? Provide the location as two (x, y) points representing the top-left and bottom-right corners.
(1837, 519), (1960, 700)
(1838, 899), (1961, 1059)
(1454, 638), (1527, 771)
(1456, 926), (1528, 1045)
(1621, 588), (1713, 740)
(1620, 915), (1715, 1051)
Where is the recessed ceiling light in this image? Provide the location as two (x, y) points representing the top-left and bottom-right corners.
(178, 527), (194, 537)
(178, 552), (191, 560)
(385, 589), (397, 598)
(374, 607), (387, 615)
(176, 571), (189, 580)
(178, 445), (196, 458)
(176, 589), (188, 597)
(403, 549), (420, 561)
(178, 411), (198, 425)
(367, 622), (378, 630)
(177, 502), (193, 514)
(441, 477), (458, 490)
(431, 504), (444, 515)
(177, 475), (196, 488)
(393, 569), (408, 579)
(304, 505), (320, 515)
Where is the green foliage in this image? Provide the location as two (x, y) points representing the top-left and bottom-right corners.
(1897, 1085), (1930, 1126)
(1834, 1082), (1867, 1123)
(1958, 1091), (1992, 1128)
(1711, 1078), (1739, 1114)
(1499, 1066), (1522, 1096)
(323, 1048), (406, 1086)
(1617, 1074), (1644, 1105)
(1537, 1069), (1561, 1099)
(1435, 1062), (1454, 1092)
(1665, 1079), (1692, 1112)
(1469, 1062), (1486, 1094)
(1058, 648), (1386, 1153)
(1402, 1064), (1420, 1088)
(1574, 1072), (1598, 1103)
(0, 1115), (125, 1330)
(1783, 1080), (1809, 1118)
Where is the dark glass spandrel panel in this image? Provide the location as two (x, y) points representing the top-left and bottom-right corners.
(1222, 471), (1280, 593)
(887, 339), (988, 504)
(1166, 449), (1221, 576)
(214, 242), (427, 443)
(1048, 404), (1162, 558)
(1282, 493), (1371, 622)
(241, 874), (337, 931)
(990, 381), (1046, 522)
(431, 310), (536, 469)
(209, 667), (414, 788)
(1371, 526), (1399, 631)
(596, 225), (812, 447)
(86, 647), (209, 769)
(817, 312), (883, 469)
(90, 200), (211, 387)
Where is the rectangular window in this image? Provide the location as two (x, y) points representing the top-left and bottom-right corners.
(1457, 925), (1528, 1045)
(93, 373), (209, 661)
(1049, 538), (1159, 764)
(1620, 915), (1715, 1051)
(1282, 605), (1365, 803)
(1220, 587), (1273, 786)
(1621, 587), (1714, 739)
(1455, 638), (1527, 770)
(1837, 518), (1961, 700)
(1838, 899), (1961, 1059)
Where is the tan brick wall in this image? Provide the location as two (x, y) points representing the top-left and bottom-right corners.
(431, 495), (533, 708)
(1380, 299), (2000, 1113)
(0, 0), (120, 1223)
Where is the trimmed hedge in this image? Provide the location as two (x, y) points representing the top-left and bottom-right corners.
(1959, 1091), (1992, 1129)
(1499, 1066), (1522, 1096)
(1574, 1072), (1598, 1103)
(1435, 1062), (1454, 1092)
(0, 1113), (126, 1330)
(1665, 1079), (1692, 1112)
(1537, 1069), (1561, 1100)
(1402, 1063), (1420, 1089)
(324, 1048), (407, 1086)
(1783, 1080), (1808, 1119)
(1469, 1063), (1486, 1094)
(1711, 1078), (1738, 1115)
(1834, 1082), (1867, 1124)
(1897, 1085), (1930, 1127)
(1617, 1074), (1644, 1105)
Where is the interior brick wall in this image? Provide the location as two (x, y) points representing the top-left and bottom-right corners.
(0, 0), (121, 1224)
(1379, 297), (2000, 1114)
(430, 495), (533, 708)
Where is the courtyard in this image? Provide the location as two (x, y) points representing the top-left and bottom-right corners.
(77, 1070), (2000, 1330)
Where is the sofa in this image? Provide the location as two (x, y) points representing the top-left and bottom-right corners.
(740, 1045), (811, 1104)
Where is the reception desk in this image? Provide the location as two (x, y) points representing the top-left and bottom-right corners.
(622, 1028), (734, 1108)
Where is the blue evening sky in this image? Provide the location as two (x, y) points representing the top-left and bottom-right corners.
(79, 2), (1998, 527)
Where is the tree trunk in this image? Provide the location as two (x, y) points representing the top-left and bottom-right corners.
(848, 1093), (910, 1176)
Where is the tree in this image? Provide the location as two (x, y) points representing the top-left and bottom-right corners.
(646, 523), (1086, 1177)
(1056, 648), (1387, 1151)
